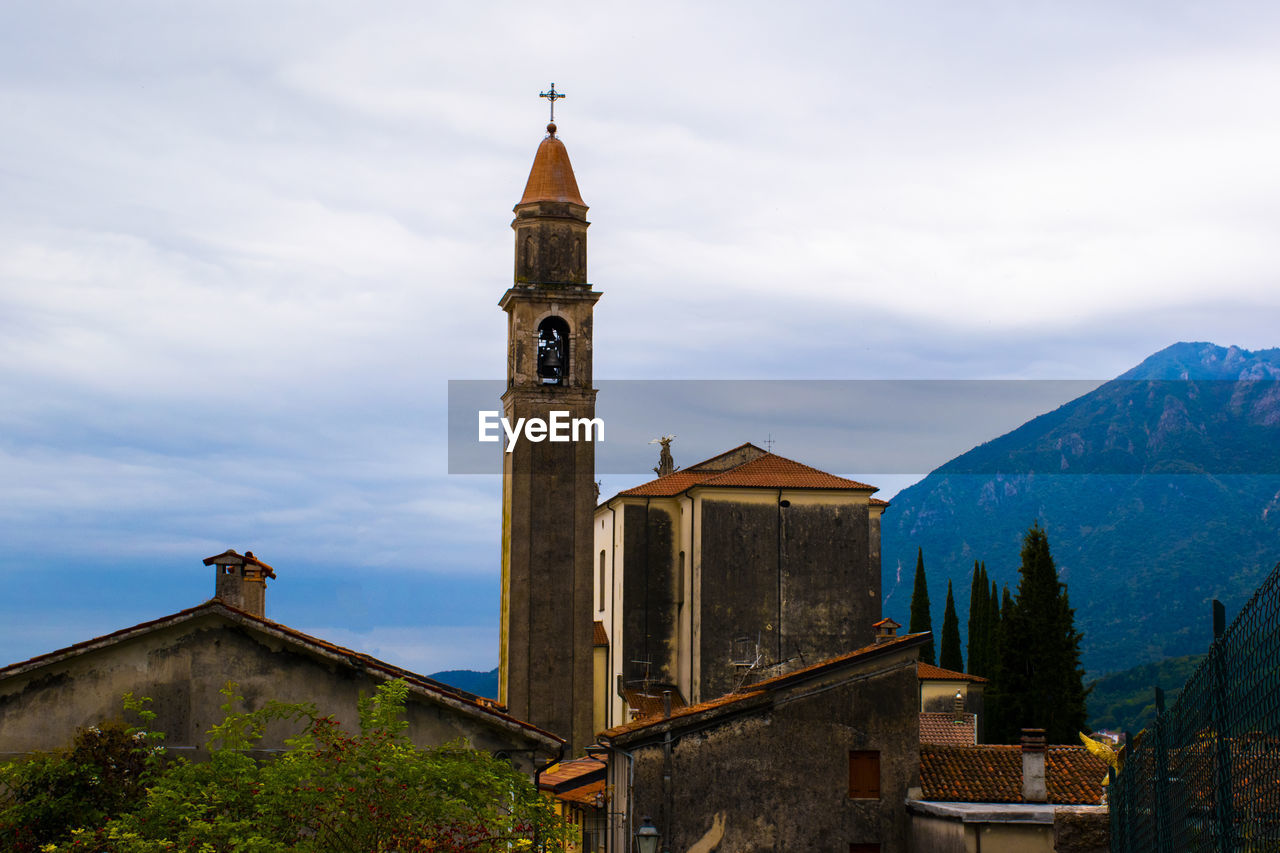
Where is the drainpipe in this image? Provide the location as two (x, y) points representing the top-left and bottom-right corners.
(776, 489), (784, 667)
(532, 742), (565, 851)
(662, 691), (674, 852)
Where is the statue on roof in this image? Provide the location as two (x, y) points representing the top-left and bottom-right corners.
(650, 435), (678, 477)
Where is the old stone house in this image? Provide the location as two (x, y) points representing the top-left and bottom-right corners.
(918, 661), (988, 745)
(598, 631), (928, 853)
(0, 550), (561, 773)
(909, 731), (1108, 853)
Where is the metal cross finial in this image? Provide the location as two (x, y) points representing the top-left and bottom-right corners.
(540, 83), (565, 122)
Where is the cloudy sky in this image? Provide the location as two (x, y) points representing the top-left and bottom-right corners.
(3, 1), (1279, 676)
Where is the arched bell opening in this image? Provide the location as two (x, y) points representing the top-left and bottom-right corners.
(537, 316), (570, 385)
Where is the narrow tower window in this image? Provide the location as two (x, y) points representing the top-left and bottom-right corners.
(537, 316), (570, 385)
(599, 550), (607, 611)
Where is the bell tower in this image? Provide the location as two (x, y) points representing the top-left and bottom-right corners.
(499, 108), (599, 753)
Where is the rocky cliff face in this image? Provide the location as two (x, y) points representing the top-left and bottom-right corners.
(882, 342), (1280, 675)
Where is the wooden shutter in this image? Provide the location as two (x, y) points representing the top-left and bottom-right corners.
(848, 750), (881, 799)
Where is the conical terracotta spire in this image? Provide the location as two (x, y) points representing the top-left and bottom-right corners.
(511, 123), (590, 285)
(518, 123), (586, 207)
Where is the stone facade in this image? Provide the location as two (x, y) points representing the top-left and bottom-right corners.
(601, 633), (926, 853)
(499, 123), (599, 754)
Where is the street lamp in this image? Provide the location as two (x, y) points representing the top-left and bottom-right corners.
(635, 816), (661, 853)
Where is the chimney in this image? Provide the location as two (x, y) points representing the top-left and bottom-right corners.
(873, 617), (901, 644)
(203, 549), (276, 618)
(1021, 728), (1047, 802)
(952, 690), (965, 722)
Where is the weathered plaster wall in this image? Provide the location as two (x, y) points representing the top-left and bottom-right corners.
(623, 653), (920, 852)
(621, 503), (679, 689)
(0, 614), (554, 773)
(698, 493), (878, 699)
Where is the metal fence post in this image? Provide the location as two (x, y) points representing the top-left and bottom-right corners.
(1211, 600), (1235, 853)
(1153, 686), (1171, 853)
(1109, 765), (1121, 852)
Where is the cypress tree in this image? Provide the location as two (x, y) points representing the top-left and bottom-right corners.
(995, 522), (1088, 744)
(987, 575), (1000, 672)
(987, 584), (1016, 742)
(908, 547), (935, 665)
(939, 579), (963, 672)
(967, 561), (987, 676)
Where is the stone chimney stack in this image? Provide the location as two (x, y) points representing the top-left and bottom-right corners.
(1021, 728), (1047, 802)
(204, 549), (276, 618)
(952, 690), (965, 722)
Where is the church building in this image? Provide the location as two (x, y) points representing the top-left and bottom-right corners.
(592, 442), (889, 730)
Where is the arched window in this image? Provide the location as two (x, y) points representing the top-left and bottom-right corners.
(537, 316), (570, 385)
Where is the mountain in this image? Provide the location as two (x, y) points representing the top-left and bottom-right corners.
(1086, 654), (1204, 733)
(881, 342), (1280, 675)
(430, 667), (499, 698)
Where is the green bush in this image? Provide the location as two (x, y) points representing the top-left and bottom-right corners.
(1, 682), (568, 853)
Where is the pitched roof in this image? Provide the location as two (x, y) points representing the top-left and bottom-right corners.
(919, 712), (977, 746)
(918, 662), (989, 684)
(593, 620), (609, 647)
(539, 756), (606, 790)
(518, 129), (585, 207)
(0, 600), (561, 747)
(602, 632), (928, 740)
(919, 744), (1106, 805)
(622, 685), (687, 721)
(613, 443), (878, 499)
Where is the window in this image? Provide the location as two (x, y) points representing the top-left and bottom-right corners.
(849, 845), (880, 853)
(676, 551), (685, 605)
(598, 550), (606, 611)
(848, 751), (880, 799)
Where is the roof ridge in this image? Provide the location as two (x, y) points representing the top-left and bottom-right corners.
(683, 441), (766, 471)
(0, 599), (561, 743)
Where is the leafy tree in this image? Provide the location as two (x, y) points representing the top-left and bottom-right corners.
(908, 547), (935, 665)
(991, 522), (1088, 744)
(5, 681), (569, 853)
(939, 579), (964, 672)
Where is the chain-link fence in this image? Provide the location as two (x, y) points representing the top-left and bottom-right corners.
(1111, 562), (1280, 852)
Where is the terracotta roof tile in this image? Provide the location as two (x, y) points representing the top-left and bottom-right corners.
(557, 779), (605, 806)
(604, 688), (767, 738)
(602, 632), (928, 739)
(617, 470), (714, 497)
(919, 745), (1106, 805)
(593, 620), (609, 647)
(918, 662), (989, 683)
(919, 712), (978, 746)
(622, 685), (687, 721)
(698, 453), (877, 491)
(539, 757), (605, 789)
(614, 446), (877, 499)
